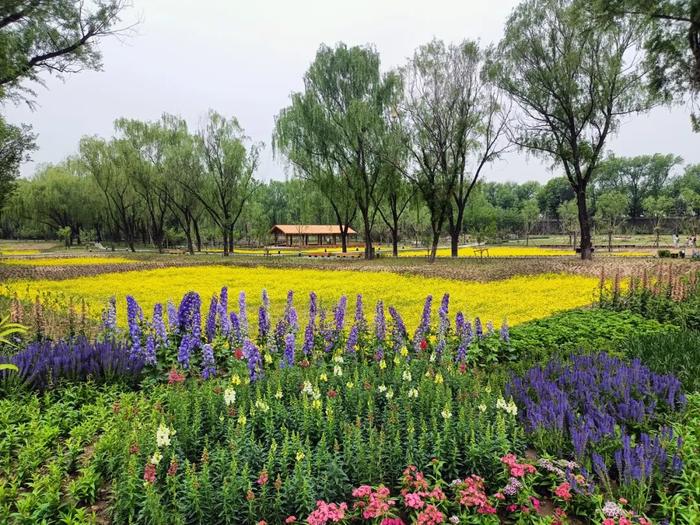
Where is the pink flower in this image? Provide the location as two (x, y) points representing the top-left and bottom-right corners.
(256, 521), (267, 525)
(352, 485), (373, 498)
(428, 486), (446, 501)
(257, 470), (269, 486)
(494, 492), (505, 500)
(619, 519), (632, 525)
(404, 492), (425, 509)
(285, 517), (297, 523)
(507, 504), (517, 512)
(416, 504), (445, 525)
(602, 519), (616, 525)
(306, 501), (348, 525)
(554, 482), (571, 501)
(381, 519), (405, 525)
(531, 497), (541, 513)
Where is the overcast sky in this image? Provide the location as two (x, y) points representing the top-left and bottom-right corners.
(3, 0), (699, 183)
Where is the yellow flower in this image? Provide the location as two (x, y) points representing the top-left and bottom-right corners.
(379, 360), (387, 369)
(237, 414), (247, 426)
(231, 374), (241, 386)
(312, 399), (322, 410)
(150, 451), (163, 465)
(434, 373), (444, 384)
(319, 373), (328, 382)
(264, 353), (272, 364)
(274, 389), (283, 400)
(400, 347), (409, 358)
(296, 450), (305, 462)
(346, 381), (354, 389)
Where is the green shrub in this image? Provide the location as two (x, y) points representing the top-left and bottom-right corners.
(658, 393), (700, 523)
(658, 249), (672, 258)
(624, 329), (700, 392)
(508, 308), (676, 367)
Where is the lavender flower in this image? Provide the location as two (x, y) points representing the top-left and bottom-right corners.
(167, 300), (178, 332)
(302, 324), (314, 355)
(354, 294), (366, 331)
(144, 334), (157, 365)
(413, 295), (432, 351)
(375, 300), (386, 342)
(219, 286), (230, 336)
(101, 296), (117, 331)
(258, 305), (270, 341)
(243, 338), (263, 382)
(486, 321), (494, 335)
(201, 343), (216, 379)
(238, 291), (248, 339)
(474, 317), (483, 339)
(282, 333), (295, 368)
(230, 312), (241, 345)
(346, 324), (359, 354)
(126, 295), (143, 359)
(334, 296), (347, 332)
(1, 337), (145, 390)
(500, 319), (510, 343)
(308, 292), (318, 326)
(206, 295), (218, 343)
(152, 303), (168, 345)
(389, 306), (408, 353)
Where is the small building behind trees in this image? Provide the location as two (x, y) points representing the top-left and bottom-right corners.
(269, 225), (357, 246)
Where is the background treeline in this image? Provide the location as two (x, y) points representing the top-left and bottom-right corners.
(2, 143), (699, 253)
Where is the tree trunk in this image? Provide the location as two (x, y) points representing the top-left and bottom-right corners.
(362, 212), (373, 260)
(576, 188), (593, 260)
(450, 231), (459, 257)
(429, 228), (440, 263)
(193, 217), (202, 252)
(391, 228), (399, 257)
(222, 227), (229, 256)
(341, 230), (348, 253)
(526, 230), (529, 246)
(608, 230), (612, 253)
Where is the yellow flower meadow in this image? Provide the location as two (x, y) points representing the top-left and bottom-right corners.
(399, 246), (575, 257)
(4, 265), (600, 329)
(0, 249), (42, 256)
(0, 256), (137, 266)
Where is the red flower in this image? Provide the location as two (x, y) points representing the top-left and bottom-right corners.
(167, 368), (186, 384)
(419, 339), (427, 350)
(327, 389), (338, 398)
(143, 463), (156, 484)
(234, 348), (243, 359)
(554, 482), (571, 501)
(257, 470), (269, 486)
(167, 460), (178, 477)
(129, 443), (140, 455)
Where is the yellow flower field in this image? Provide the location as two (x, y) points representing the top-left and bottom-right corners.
(0, 256), (137, 266)
(3, 265), (600, 329)
(398, 246), (574, 257)
(0, 249), (42, 256)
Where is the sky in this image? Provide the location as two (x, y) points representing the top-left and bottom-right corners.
(3, 0), (699, 183)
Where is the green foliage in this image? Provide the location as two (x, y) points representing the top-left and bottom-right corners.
(658, 393), (700, 523)
(624, 329), (700, 391)
(508, 308), (676, 366)
(0, 1), (130, 102)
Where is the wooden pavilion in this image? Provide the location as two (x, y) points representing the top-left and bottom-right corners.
(269, 225), (357, 246)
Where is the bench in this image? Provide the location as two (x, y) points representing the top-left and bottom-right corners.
(473, 247), (489, 258)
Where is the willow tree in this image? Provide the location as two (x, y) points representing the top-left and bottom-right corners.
(182, 111), (260, 256)
(494, 0), (657, 259)
(274, 43), (399, 259)
(397, 39), (508, 260)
